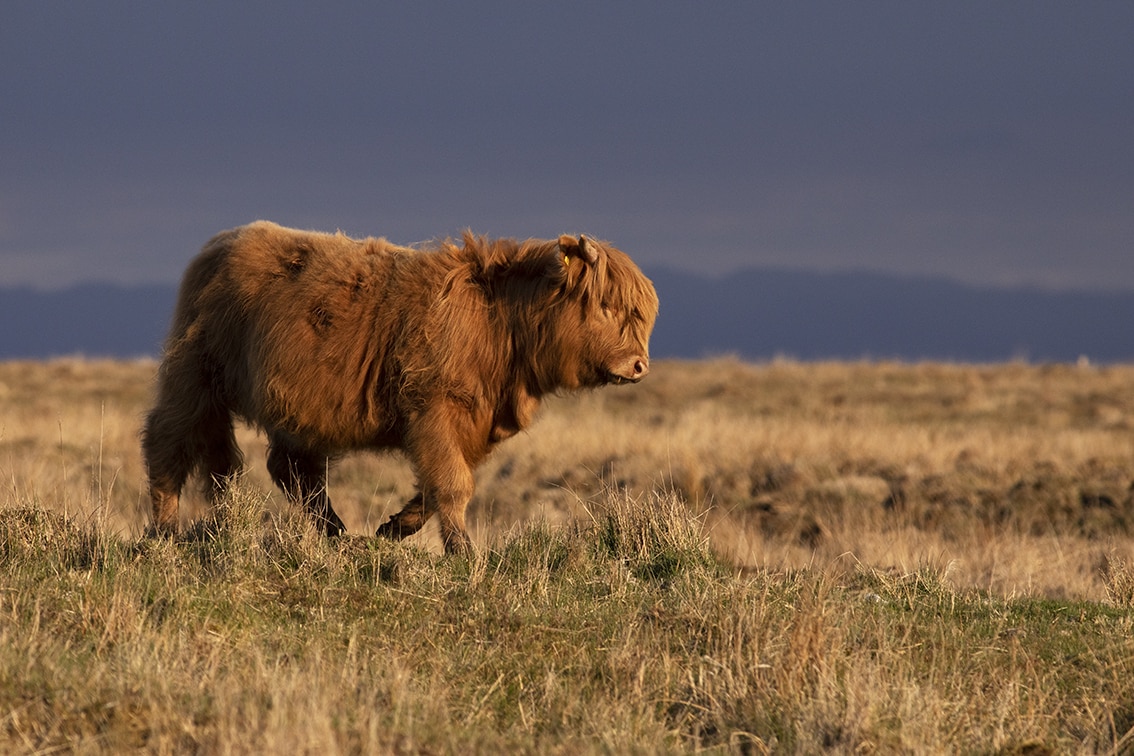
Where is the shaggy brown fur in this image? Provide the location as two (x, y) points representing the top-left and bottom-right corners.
(142, 221), (658, 552)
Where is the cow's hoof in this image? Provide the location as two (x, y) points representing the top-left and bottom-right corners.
(442, 530), (473, 556)
(376, 518), (407, 541)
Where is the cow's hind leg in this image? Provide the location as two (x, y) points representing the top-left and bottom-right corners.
(143, 383), (240, 536)
(141, 405), (192, 536)
(266, 438), (346, 536)
(202, 413), (243, 504)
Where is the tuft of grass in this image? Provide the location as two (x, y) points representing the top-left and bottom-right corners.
(585, 487), (720, 582)
(1102, 554), (1134, 607)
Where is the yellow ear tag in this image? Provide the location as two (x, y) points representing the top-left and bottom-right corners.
(564, 254), (571, 267)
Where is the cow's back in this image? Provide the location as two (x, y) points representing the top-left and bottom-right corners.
(175, 222), (418, 448)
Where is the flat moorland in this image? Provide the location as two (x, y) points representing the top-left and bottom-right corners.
(1, 358), (1132, 753)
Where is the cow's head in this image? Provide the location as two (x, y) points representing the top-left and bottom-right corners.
(544, 234), (658, 391)
(458, 233), (658, 395)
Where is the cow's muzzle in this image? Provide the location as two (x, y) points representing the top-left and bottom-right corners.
(607, 357), (649, 385)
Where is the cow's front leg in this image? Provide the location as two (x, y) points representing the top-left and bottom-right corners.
(433, 466), (475, 555)
(377, 407), (480, 554)
(376, 493), (430, 540)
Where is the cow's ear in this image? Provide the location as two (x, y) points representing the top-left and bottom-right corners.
(558, 234), (599, 267)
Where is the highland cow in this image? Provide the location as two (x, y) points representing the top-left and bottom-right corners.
(142, 221), (658, 553)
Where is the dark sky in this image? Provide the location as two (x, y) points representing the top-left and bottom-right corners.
(3, 2), (1133, 290)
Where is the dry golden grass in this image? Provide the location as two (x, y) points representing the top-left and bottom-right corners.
(2, 357), (1134, 752)
(4, 357), (1134, 599)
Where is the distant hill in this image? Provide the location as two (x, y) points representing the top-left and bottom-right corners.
(647, 268), (1134, 363)
(2, 269), (1133, 362)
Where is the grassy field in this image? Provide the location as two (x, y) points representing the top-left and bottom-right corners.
(1, 358), (1133, 752)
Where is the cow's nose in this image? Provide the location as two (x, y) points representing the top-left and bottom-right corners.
(633, 358), (649, 379)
